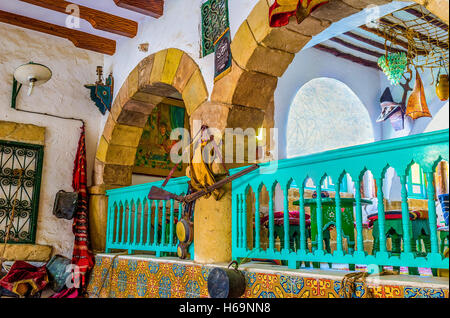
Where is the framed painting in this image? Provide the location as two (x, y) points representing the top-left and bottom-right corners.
(133, 103), (189, 178)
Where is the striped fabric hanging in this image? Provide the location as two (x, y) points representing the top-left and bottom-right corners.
(71, 124), (94, 289)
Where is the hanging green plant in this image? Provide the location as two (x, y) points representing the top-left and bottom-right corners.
(378, 52), (408, 85)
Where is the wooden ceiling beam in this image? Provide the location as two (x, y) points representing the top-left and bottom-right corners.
(329, 37), (383, 58)
(19, 0), (137, 38)
(114, 0), (164, 18)
(380, 18), (448, 50)
(359, 25), (428, 55)
(0, 10), (116, 55)
(344, 31), (406, 54)
(404, 8), (448, 32)
(314, 44), (380, 70)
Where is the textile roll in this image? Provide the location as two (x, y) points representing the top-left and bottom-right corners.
(269, 0), (329, 27)
(0, 261), (48, 296)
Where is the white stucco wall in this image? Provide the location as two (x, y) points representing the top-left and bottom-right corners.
(275, 47), (384, 159)
(0, 23), (103, 258)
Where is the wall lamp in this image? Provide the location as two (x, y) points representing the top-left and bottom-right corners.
(11, 62), (52, 109)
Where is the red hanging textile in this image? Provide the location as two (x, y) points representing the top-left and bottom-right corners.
(269, 0), (329, 28)
(71, 124), (94, 289)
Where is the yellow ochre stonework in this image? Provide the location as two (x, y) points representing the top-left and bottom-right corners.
(0, 120), (45, 145)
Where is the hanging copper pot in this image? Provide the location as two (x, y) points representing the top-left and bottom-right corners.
(436, 74), (449, 101)
(406, 70), (432, 120)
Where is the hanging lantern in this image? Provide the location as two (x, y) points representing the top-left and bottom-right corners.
(378, 52), (408, 86)
(436, 74), (449, 101)
(406, 70), (432, 120)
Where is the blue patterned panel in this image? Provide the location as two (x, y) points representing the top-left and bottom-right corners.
(148, 262), (160, 274)
(172, 264), (186, 278)
(136, 273), (148, 297)
(118, 271), (127, 292)
(404, 287), (446, 298)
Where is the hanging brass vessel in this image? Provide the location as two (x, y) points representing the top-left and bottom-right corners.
(406, 70), (432, 120)
(436, 74), (449, 101)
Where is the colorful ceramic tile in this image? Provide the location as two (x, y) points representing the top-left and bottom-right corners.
(86, 255), (449, 299)
(404, 287), (446, 298)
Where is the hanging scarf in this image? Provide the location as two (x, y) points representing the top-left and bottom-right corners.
(71, 124), (94, 289)
(269, 0), (329, 28)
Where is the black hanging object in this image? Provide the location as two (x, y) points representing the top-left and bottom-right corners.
(207, 261), (246, 298)
(52, 190), (78, 220)
(46, 255), (72, 292)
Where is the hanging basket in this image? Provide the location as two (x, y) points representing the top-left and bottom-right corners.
(378, 52), (408, 85)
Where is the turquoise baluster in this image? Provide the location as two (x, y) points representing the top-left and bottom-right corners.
(178, 201), (182, 244)
(154, 201), (159, 245)
(140, 199), (144, 245)
(254, 190), (260, 250)
(169, 199), (175, 246)
(127, 202), (132, 244)
(121, 202), (126, 244)
(236, 194), (242, 248)
(242, 193), (247, 250)
(315, 184), (323, 252)
(399, 175), (412, 253)
(354, 179), (364, 254)
(268, 188), (275, 251)
(116, 202), (121, 244)
(283, 184), (290, 251)
(232, 193), (238, 253)
(376, 177), (387, 253)
(146, 200), (152, 245)
(298, 184), (306, 252)
(425, 172), (439, 254)
(335, 182), (343, 254)
(106, 203), (112, 249)
(161, 200), (167, 246)
(133, 200), (138, 244)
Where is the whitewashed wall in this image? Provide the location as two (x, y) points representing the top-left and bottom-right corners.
(0, 23), (103, 258)
(275, 47), (384, 159)
(102, 0), (260, 131)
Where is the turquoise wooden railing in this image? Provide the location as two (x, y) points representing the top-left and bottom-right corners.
(105, 176), (193, 258)
(231, 129), (449, 270)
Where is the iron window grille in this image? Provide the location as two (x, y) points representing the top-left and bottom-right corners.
(0, 140), (44, 244)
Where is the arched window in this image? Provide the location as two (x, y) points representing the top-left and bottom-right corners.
(286, 78), (374, 158)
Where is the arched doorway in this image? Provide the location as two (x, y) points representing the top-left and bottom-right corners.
(89, 48), (208, 251)
(286, 77), (374, 157)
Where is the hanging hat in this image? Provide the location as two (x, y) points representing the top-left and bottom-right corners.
(376, 87), (402, 122)
(406, 70), (432, 120)
(389, 107), (405, 131)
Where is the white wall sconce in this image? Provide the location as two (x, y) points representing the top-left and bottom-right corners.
(11, 62), (52, 109)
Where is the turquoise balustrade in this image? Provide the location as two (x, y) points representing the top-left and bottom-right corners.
(105, 176), (193, 258)
(231, 129), (449, 270)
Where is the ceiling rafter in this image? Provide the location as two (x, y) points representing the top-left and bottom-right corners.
(344, 31), (407, 55)
(329, 37), (383, 58)
(359, 25), (427, 55)
(404, 8), (448, 32)
(19, 0), (138, 38)
(379, 18), (448, 50)
(314, 44), (380, 70)
(0, 10), (116, 55)
(113, 0), (164, 18)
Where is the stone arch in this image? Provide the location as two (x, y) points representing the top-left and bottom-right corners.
(89, 48), (208, 251)
(210, 0), (449, 146)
